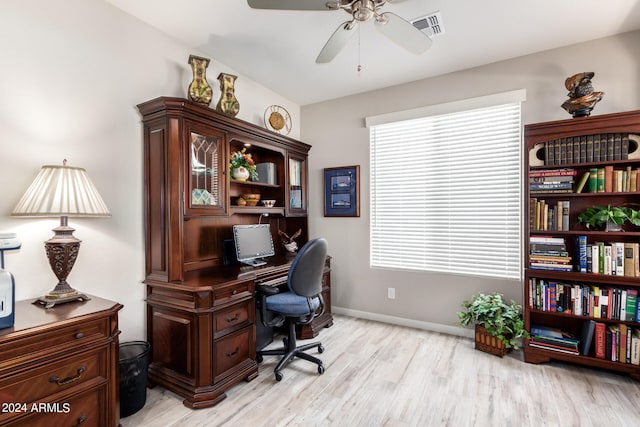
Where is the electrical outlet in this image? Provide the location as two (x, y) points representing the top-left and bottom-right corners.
(387, 287), (395, 299)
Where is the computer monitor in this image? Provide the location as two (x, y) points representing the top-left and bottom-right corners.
(232, 224), (275, 267)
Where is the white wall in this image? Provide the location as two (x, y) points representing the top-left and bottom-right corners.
(302, 30), (640, 332)
(0, 0), (300, 341)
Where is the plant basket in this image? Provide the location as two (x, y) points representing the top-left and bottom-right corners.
(475, 324), (511, 357)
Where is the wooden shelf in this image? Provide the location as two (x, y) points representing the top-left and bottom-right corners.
(524, 109), (640, 379)
(230, 206), (285, 215)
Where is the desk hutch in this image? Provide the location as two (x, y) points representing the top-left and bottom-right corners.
(137, 97), (333, 408)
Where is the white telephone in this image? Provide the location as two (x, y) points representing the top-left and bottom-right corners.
(0, 233), (20, 329)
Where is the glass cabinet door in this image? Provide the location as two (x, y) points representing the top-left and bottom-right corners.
(186, 124), (226, 215)
(287, 154), (307, 216)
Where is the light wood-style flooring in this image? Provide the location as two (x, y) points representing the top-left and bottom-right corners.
(122, 315), (640, 427)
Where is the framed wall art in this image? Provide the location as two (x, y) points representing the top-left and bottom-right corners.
(324, 165), (360, 217)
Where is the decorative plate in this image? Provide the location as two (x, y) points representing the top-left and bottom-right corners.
(264, 105), (292, 135)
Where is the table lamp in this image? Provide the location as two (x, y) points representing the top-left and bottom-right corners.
(12, 160), (111, 308)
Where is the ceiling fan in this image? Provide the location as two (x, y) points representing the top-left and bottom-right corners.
(247, 0), (433, 63)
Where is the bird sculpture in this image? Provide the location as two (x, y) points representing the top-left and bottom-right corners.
(561, 72), (604, 117)
(278, 228), (302, 254)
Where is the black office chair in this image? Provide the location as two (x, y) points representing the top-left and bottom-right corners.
(256, 237), (328, 381)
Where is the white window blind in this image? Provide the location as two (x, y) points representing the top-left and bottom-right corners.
(369, 99), (522, 279)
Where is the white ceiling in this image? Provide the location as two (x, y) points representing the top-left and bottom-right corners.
(104, 0), (640, 106)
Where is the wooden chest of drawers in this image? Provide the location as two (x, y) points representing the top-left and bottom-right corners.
(0, 296), (122, 427)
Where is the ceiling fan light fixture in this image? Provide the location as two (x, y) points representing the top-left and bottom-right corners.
(352, 0), (375, 21)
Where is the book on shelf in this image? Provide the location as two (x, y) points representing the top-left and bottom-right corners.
(626, 289), (638, 322)
(530, 263), (573, 272)
(608, 325), (620, 362)
(529, 168), (576, 177)
(580, 320), (596, 356)
(595, 322), (606, 359)
(529, 342), (580, 355)
(620, 324), (628, 363)
(529, 324), (580, 354)
(530, 182), (573, 191)
(588, 168), (598, 192)
(604, 165), (614, 192)
(632, 329), (640, 365)
(576, 235), (587, 273)
(575, 171), (590, 193)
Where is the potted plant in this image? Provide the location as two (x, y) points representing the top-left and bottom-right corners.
(577, 205), (640, 231)
(229, 147), (258, 181)
(457, 292), (529, 356)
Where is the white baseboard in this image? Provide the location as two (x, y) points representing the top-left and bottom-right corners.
(332, 306), (475, 339)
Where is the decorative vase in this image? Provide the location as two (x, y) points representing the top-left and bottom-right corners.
(187, 55), (213, 106)
(216, 73), (240, 117)
(232, 167), (250, 181)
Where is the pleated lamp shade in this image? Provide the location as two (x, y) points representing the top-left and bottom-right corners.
(12, 163), (110, 217)
(12, 161), (110, 308)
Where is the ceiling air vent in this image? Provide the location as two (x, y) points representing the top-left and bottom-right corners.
(411, 11), (445, 37)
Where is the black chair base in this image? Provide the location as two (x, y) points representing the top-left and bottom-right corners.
(257, 318), (325, 381)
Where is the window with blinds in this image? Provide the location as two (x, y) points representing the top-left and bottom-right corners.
(368, 93), (523, 279)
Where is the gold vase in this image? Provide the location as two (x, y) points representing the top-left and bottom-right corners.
(216, 73), (240, 117)
(187, 55), (213, 106)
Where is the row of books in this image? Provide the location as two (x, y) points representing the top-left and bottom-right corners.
(529, 199), (569, 231)
(595, 322), (640, 363)
(530, 322), (640, 365)
(530, 324), (582, 355)
(575, 166), (640, 193)
(543, 133), (637, 166)
(528, 278), (640, 322)
(577, 238), (640, 276)
(529, 168), (576, 194)
(529, 236), (571, 271)
(529, 235), (640, 277)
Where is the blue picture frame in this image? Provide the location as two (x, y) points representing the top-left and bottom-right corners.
(324, 165), (360, 217)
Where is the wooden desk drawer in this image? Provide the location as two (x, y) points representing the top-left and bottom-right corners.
(213, 300), (252, 337)
(0, 319), (109, 367)
(213, 327), (251, 382)
(0, 348), (106, 406)
(213, 281), (253, 307)
(4, 383), (104, 427)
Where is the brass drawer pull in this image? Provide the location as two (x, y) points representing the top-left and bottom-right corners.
(226, 347), (240, 357)
(232, 289), (238, 295)
(74, 332), (85, 339)
(225, 312), (241, 323)
(73, 415), (87, 426)
(49, 366), (87, 386)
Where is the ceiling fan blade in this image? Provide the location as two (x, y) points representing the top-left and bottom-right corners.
(316, 21), (358, 63)
(375, 12), (432, 55)
(247, 0), (338, 10)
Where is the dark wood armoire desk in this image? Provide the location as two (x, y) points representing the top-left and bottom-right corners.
(0, 296), (122, 427)
(145, 255), (332, 409)
(139, 97), (333, 409)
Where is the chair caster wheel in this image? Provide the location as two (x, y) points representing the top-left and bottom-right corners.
(318, 365), (325, 375)
(256, 354), (263, 363)
(317, 345), (324, 354)
(275, 371), (283, 381)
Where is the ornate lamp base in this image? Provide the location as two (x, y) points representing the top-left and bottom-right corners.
(34, 291), (91, 309)
(33, 216), (91, 309)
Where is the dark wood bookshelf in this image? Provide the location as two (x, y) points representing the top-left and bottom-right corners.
(524, 109), (640, 380)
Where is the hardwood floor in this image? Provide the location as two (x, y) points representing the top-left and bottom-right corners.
(122, 315), (640, 427)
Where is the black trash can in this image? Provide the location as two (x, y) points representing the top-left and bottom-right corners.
(119, 341), (150, 418)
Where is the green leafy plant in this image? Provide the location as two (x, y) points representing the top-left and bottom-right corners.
(577, 205), (640, 230)
(229, 147), (258, 180)
(457, 292), (529, 349)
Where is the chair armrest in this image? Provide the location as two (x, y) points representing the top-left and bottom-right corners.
(256, 284), (285, 327)
(256, 284), (280, 296)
